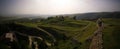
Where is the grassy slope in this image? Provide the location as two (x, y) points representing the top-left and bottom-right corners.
(103, 18), (120, 49)
(11, 18), (120, 49)
(40, 19), (96, 49)
(16, 18), (97, 49)
(14, 23), (55, 43)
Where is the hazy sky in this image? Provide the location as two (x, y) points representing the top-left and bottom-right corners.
(0, 0), (120, 15)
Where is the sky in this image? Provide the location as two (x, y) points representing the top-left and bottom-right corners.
(0, 0), (120, 15)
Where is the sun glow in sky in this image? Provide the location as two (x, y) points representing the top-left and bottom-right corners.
(16, 0), (80, 15)
(0, 0), (120, 15)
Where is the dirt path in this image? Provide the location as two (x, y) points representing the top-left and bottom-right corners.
(89, 29), (103, 49)
(89, 19), (103, 49)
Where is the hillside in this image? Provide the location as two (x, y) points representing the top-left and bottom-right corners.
(75, 12), (120, 19)
(0, 16), (98, 49)
(0, 12), (120, 49)
(102, 18), (120, 49)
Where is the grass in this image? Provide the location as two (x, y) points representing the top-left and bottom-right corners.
(13, 18), (120, 49)
(14, 18), (98, 49)
(76, 22), (97, 42)
(103, 18), (120, 49)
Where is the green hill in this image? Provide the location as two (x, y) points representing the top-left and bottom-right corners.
(103, 18), (120, 49)
(0, 13), (120, 49)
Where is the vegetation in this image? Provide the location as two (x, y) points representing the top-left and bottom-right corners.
(0, 12), (120, 49)
(103, 18), (120, 49)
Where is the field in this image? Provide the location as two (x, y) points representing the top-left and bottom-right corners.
(0, 15), (120, 49)
(103, 18), (120, 49)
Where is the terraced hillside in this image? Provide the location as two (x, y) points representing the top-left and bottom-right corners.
(0, 16), (119, 49)
(0, 17), (98, 49)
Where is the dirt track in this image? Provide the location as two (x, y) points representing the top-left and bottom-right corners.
(89, 19), (103, 49)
